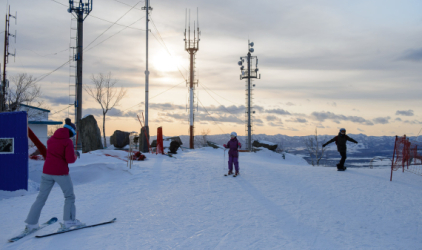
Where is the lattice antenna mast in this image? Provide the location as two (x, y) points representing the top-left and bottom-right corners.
(1, 5), (17, 112)
(67, 0), (92, 148)
(238, 40), (260, 151)
(184, 8), (200, 149)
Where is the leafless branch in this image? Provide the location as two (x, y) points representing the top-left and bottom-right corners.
(84, 72), (127, 147)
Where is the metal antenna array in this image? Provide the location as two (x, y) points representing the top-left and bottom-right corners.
(139, 0), (153, 153)
(67, 0), (92, 148)
(184, 8), (200, 149)
(1, 5), (17, 112)
(238, 40), (260, 151)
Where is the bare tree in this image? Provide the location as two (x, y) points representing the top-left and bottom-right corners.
(201, 128), (211, 146)
(84, 72), (127, 147)
(8, 73), (47, 119)
(304, 128), (326, 166)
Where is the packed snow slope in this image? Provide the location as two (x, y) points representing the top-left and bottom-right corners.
(1, 148), (421, 249)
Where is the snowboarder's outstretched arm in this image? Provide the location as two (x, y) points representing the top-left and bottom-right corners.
(346, 136), (358, 144)
(323, 137), (337, 147)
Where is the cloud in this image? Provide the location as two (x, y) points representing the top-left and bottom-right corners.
(373, 116), (390, 124)
(285, 102), (295, 106)
(309, 111), (374, 125)
(266, 109), (291, 115)
(287, 118), (307, 123)
(357, 128), (364, 132)
(83, 108), (139, 118)
(328, 102), (337, 107)
(395, 117), (402, 121)
(398, 48), (422, 62)
(45, 96), (70, 105)
(404, 120), (422, 125)
(268, 121), (284, 127)
(266, 115), (279, 122)
(395, 110), (414, 116)
(150, 103), (185, 110)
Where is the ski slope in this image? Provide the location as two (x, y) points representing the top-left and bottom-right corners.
(1, 147), (421, 249)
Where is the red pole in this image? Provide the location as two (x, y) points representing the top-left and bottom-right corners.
(390, 136), (398, 181)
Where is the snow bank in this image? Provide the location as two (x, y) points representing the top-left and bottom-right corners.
(1, 148), (421, 249)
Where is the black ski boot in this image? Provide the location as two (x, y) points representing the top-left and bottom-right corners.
(225, 171), (233, 176)
(233, 171), (239, 177)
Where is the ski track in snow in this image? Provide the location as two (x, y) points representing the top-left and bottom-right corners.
(1, 148), (422, 249)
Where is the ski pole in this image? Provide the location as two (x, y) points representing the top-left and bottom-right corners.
(224, 148), (226, 171)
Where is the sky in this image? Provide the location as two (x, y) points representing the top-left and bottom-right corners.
(2, 0), (422, 137)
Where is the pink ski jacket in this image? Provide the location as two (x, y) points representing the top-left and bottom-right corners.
(43, 128), (77, 175)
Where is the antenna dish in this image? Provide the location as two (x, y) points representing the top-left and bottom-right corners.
(249, 42), (254, 47)
(238, 61), (242, 66)
(241, 66), (244, 70)
(249, 48), (254, 53)
(68, 8), (72, 13)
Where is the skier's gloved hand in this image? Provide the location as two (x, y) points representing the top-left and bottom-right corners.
(223, 144), (227, 148)
(75, 151), (80, 159)
(238, 142), (241, 148)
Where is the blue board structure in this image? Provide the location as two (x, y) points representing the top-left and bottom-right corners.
(0, 111), (28, 191)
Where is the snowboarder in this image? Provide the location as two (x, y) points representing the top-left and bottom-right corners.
(223, 132), (242, 176)
(322, 128), (358, 171)
(23, 118), (84, 234)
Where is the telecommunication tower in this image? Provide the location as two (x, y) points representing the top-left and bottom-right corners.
(238, 40), (260, 151)
(67, 0), (92, 144)
(184, 9), (200, 149)
(1, 5), (17, 112)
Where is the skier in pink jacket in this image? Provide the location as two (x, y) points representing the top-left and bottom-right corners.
(23, 118), (85, 233)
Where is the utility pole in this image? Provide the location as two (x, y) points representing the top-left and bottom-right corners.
(1, 5), (16, 112)
(67, 0), (92, 147)
(238, 40), (260, 151)
(140, 0), (152, 153)
(184, 9), (200, 149)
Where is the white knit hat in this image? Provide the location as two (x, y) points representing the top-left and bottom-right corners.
(230, 132), (237, 137)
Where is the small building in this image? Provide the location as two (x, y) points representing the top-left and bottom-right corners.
(18, 104), (63, 146)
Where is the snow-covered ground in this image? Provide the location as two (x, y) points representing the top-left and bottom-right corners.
(1, 147), (421, 249)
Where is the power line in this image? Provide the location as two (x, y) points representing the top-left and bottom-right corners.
(85, 17), (145, 52)
(149, 16), (188, 80)
(34, 59), (73, 84)
(34, 1), (143, 84)
(197, 97), (226, 134)
(90, 15), (145, 31)
(50, 104), (73, 116)
(85, 1), (142, 51)
(199, 82), (242, 106)
(121, 80), (186, 113)
(114, 0), (144, 11)
(198, 83), (242, 115)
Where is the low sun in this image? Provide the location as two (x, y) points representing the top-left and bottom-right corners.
(152, 51), (184, 72)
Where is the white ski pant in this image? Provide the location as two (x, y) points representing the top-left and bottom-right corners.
(25, 174), (76, 225)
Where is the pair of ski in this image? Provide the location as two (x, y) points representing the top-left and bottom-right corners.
(224, 173), (239, 177)
(8, 217), (116, 242)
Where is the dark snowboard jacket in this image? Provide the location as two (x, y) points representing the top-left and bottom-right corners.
(324, 133), (357, 153)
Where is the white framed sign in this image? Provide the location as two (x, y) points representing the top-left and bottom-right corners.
(0, 138), (14, 154)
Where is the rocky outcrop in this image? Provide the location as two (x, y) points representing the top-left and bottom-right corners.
(110, 130), (130, 148)
(80, 115), (103, 153)
(252, 140), (278, 151)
